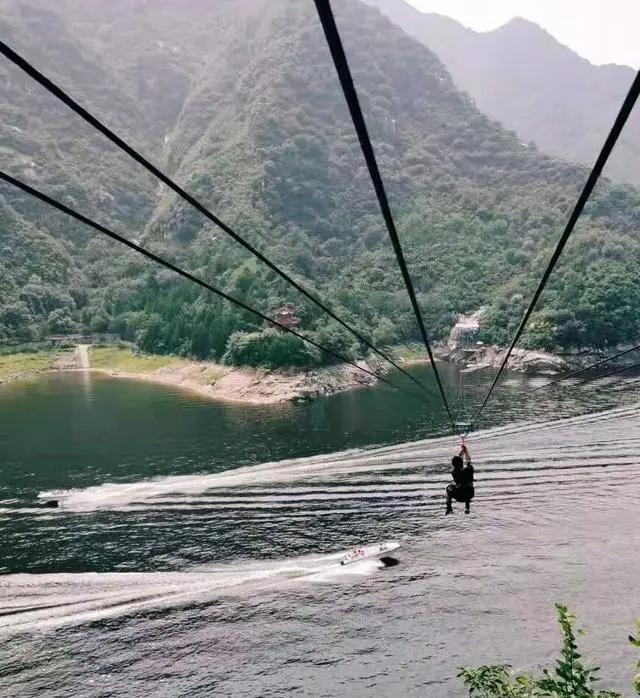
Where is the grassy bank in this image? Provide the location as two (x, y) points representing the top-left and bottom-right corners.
(0, 345), (381, 403)
(0, 351), (64, 383)
(89, 347), (179, 373)
(389, 343), (430, 364)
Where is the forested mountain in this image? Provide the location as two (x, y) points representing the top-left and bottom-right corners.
(1, 0), (640, 365)
(363, 0), (640, 188)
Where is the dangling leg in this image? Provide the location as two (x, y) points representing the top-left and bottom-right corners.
(446, 493), (453, 515)
(445, 484), (454, 515)
(464, 487), (474, 514)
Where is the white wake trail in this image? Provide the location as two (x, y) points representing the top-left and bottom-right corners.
(0, 550), (388, 634)
(37, 403), (640, 512)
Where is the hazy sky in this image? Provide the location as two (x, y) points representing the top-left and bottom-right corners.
(406, 0), (639, 68)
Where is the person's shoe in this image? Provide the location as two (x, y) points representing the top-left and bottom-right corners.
(446, 506), (453, 515)
(465, 507), (470, 514)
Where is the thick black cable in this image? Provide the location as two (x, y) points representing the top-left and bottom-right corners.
(0, 40), (428, 394)
(312, 0), (456, 432)
(0, 171), (420, 396)
(531, 341), (640, 393)
(467, 69), (640, 433)
(578, 359), (640, 387)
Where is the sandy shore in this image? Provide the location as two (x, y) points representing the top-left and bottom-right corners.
(90, 359), (380, 405)
(1, 345), (383, 403)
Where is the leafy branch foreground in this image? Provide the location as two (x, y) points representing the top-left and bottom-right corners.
(459, 605), (640, 697)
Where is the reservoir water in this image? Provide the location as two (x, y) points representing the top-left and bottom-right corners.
(1, 364), (639, 696)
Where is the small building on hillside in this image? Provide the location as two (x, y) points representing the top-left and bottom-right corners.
(272, 304), (301, 331)
(449, 314), (481, 351)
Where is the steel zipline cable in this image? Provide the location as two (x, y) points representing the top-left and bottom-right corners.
(0, 40), (433, 396)
(530, 341), (640, 393)
(466, 68), (640, 434)
(0, 171), (421, 397)
(577, 359), (640, 387)
(312, 0), (457, 433)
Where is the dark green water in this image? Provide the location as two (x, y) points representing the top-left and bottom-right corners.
(1, 363), (638, 574)
(1, 362), (636, 507)
(2, 365), (640, 697)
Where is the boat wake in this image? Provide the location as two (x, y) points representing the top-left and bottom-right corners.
(3, 404), (639, 636)
(30, 403), (640, 514)
(0, 549), (388, 634)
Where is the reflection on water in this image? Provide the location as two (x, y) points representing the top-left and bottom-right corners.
(78, 367), (94, 402)
(1, 366), (639, 697)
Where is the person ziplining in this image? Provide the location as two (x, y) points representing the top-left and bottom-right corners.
(445, 442), (474, 515)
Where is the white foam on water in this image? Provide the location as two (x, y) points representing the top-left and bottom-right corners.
(0, 545), (394, 634)
(8, 404), (639, 636)
(37, 402), (640, 513)
(118, 462), (635, 506)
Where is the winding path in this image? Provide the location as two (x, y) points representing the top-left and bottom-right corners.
(76, 344), (90, 370)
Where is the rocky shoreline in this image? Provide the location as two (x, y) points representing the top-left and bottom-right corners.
(92, 359), (380, 405)
(436, 345), (568, 374)
(84, 344), (584, 401)
(0, 346), (382, 402)
(1, 342), (627, 403)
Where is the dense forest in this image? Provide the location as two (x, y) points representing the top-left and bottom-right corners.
(1, 0), (640, 367)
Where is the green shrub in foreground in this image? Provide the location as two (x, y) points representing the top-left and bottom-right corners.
(630, 623), (640, 695)
(459, 604), (639, 697)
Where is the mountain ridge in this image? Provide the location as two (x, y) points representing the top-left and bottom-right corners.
(362, 0), (640, 186)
